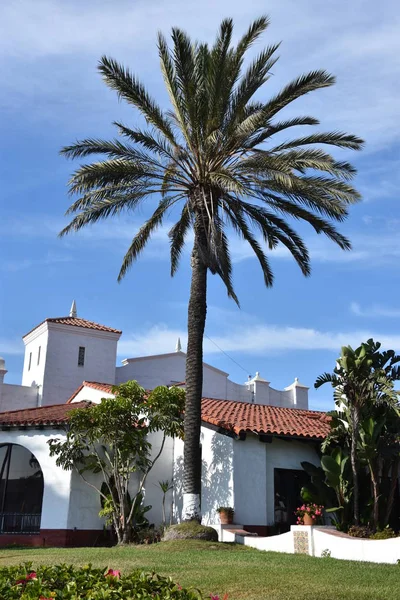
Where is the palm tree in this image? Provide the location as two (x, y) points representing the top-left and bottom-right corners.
(60, 16), (363, 521)
(315, 339), (400, 525)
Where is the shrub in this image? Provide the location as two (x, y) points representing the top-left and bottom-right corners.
(163, 521), (218, 541)
(370, 528), (397, 540)
(0, 563), (204, 599)
(134, 526), (162, 544)
(348, 525), (373, 538)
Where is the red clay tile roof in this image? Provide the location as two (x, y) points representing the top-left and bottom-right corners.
(23, 317), (122, 338)
(201, 398), (331, 440)
(66, 381), (114, 403)
(0, 402), (90, 427)
(0, 391), (330, 439)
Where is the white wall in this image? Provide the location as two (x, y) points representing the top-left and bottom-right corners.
(173, 427), (234, 525)
(21, 327), (48, 401)
(312, 527), (400, 564)
(39, 325), (118, 405)
(116, 352), (233, 401)
(226, 380), (253, 403)
(67, 469), (105, 531)
(265, 438), (320, 524)
(116, 353), (187, 388)
(70, 385), (114, 404)
(224, 530), (294, 553)
(233, 435), (267, 526)
(0, 383), (38, 412)
(140, 430), (175, 526)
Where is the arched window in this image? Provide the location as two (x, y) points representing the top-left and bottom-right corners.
(0, 444), (44, 534)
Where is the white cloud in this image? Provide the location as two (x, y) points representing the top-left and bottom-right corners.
(1, 0), (399, 150)
(117, 320), (400, 360)
(350, 302), (400, 319)
(1, 253), (72, 273)
(118, 325), (187, 358)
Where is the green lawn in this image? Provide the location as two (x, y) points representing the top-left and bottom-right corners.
(0, 541), (398, 599)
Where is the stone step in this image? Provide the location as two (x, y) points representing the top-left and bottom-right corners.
(224, 527), (258, 537)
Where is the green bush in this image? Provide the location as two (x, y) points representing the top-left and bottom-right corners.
(0, 563), (203, 599)
(370, 528), (397, 540)
(347, 525), (373, 539)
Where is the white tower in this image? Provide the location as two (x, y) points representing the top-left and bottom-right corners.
(22, 302), (122, 406)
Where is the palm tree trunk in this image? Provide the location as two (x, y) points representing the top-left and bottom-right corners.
(182, 219), (207, 522)
(384, 456), (400, 527)
(350, 404), (360, 525)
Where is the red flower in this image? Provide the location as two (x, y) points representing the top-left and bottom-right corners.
(15, 572), (37, 585)
(105, 569), (121, 578)
(26, 572), (37, 580)
(210, 595), (220, 600)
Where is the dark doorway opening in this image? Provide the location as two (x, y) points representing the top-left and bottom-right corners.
(274, 468), (310, 533)
(0, 444), (43, 534)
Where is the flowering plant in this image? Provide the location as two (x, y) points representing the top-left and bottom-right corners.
(295, 503), (324, 524)
(0, 563), (209, 599)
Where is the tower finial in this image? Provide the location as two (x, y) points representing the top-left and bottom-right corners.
(69, 300), (77, 318)
(175, 337), (182, 352)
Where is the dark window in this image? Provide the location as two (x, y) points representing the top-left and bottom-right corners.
(274, 468), (310, 532)
(28, 352), (32, 371)
(78, 346), (85, 367)
(0, 444), (43, 534)
(37, 346), (41, 366)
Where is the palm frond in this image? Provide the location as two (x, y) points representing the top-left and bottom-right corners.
(223, 199), (274, 287)
(263, 70), (336, 118)
(60, 190), (152, 236)
(271, 131), (364, 152)
(169, 203), (192, 275)
(99, 56), (177, 145)
(118, 196), (180, 281)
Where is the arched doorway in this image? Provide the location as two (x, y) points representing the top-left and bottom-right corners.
(0, 444), (44, 534)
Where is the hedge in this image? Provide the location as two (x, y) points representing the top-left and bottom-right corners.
(0, 563), (206, 599)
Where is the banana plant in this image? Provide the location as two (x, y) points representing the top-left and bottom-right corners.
(315, 339), (400, 525)
(301, 447), (352, 530)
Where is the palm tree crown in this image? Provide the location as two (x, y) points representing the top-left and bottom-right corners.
(61, 16), (363, 300)
(61, 16), (363, 522)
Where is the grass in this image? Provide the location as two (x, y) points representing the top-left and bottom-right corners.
(0, 540), (398, 599)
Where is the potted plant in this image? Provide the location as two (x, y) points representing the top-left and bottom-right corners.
(295, 503), (324, 526)
(217, 506), (234, 525)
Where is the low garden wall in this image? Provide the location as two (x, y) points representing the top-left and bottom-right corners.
(220, 525), (400, 564)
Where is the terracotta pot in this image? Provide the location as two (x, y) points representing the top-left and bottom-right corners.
(303, 513), (314, 526)
(219, 511), (234, 525)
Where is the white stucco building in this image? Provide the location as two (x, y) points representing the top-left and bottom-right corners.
(0, 303), (329, 546)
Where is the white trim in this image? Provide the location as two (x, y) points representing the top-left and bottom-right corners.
(23, 321), (121, 343)
(47, 323), (121, 341)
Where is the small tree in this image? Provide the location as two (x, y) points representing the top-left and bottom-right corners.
(157, 480), (174, 528)
(48, 381), (185, 544)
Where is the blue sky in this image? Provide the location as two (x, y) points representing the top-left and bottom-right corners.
(1, 0), (400, 411)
